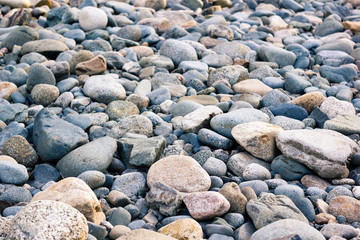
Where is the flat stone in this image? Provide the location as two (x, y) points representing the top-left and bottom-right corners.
(271, 155), (311, 181)
(258, 45), (296, 67)
(320, 223), (358, 239)
(320, 96), (356, 119)
(147, 155), (211, 193)
(289, 91), (325, 113)
(0, 155), (28, 185)
(56, 136), (117, 177)
(158, 219), (203, 240)
(183, 191), (230, 220)
(232, 121), (283, 162)
(276, 129), (359, 179)
(160, 39), (197, 66)
(250, 219), (325, 240)
(75, 55), (107, 76)
(6, 200), (88, 240)
(179, 95), (219, 105)
(111, 172), (146, 199)
(182, 106), (223, 133)
(227, 152), (271, 177)
(27, 63), (56, 92)
(31, 177), (105, 224)
(21, 39), (69, 58)
(233, 79), (273, 96)
(108, 115), (153, 138)
(0, 0), (31, 8)
(208, 65), (249, 87)
(246, 193), (308, 229)
(213, 42), (251, 60)
(324, 115), (360, 135)
(105, 100), (139, 120)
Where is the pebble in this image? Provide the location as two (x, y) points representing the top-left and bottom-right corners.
(79, 7), (108, 32)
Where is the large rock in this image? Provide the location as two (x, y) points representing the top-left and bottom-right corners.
(159, 39), (197, 66)
(250, 219), (325, 240)
(182, 106), (223, 133)
(183, 191), (230, 220)
(31, 177), (106, 224)
(320, 96), (356, 119)
(83, 75), (126, 104)
(246, 193), (308, 229)
(210, 109), (270, 138)
(147, 155), (211, 193)
(276, 129), (359, 179)
(33, 108), (88, 162)
(232, 121), (283, 162)
(1, 26), (39, 51)
(56, 137), (117, 177)
(7, 200), (88, 240)
(117, 229), (176, 240)
(21, 39), (69, 58)
(257, 45), (297, 67)
(118, 136), (166, 167)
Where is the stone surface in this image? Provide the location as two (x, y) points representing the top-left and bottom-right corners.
(31, 84), (60, 107)
(0, 82), (17, 101)
(147, 155), (211, 193)
(246, 193), (308, 229)
(31, 177), (106, 224)
(1, 135), (38, 167)
(218, 182), (248, 215)
(6, 200), (88, 240)
(117, 229), (176, 240)
(56, 136), (117, 177)
(320, 96), (356, 119)
(232, 121), (283, 162)
(79, 7), (108, 32)
(233, 79), (273, 96)
(183, 191), (230, 220)
(276, 129), (359, 179)
(182, 106), (223, 133)
(75, 55), (107, 76)
(324, 115), (360, 135)
(329, 196), (360, 223)
(158, 219), (203, 240)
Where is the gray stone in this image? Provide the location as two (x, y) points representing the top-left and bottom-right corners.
(320, 223), (358, 239)
(208, 65), (249, 86)
(108, 207), (132, 226)
(1, 26), (39, 51)
(284, 73), (312, 94)
(78, 171), (106, 189)
(227, 152), (271, 177)
(271, 116), (305, 130)
(0, 100), (28, 125)
(258, 45), (296, 67)
(56, 136), (117, 178)
(202, 157), (227, 177)
(271, 155), (311, 181)
(0, 122), (27, 147)
(314, 20), (344, 37)
(108, 115), (153, 138)
(276, 129), (359, 179)
(118, 136), (166, 167)
(320, 96), (356, 119)
(213, 42), (250, 60)
(139, 55), (174, 71)
(105, 100), (139, 120)
(250, 219), (325, 240)
(27, 63), (56, 91)
(246, 193), (308, 229)
(21, 39), (69, 58)
(170, 100), (203, 117)
(319, 65), (357, 83)
(239, 180), (269, 197)
(160, 39), (197, 66)
(0, 186), (32, 204)
(111, 172), (147, 198)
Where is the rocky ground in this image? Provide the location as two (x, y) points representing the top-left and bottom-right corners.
(0, 0), (360, 239)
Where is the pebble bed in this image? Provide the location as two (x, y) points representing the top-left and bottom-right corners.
(0, 0), (360, 239)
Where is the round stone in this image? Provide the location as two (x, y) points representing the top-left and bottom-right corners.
(243, 163), (271, 181)
(1, 135), (38, 167)
(31, 84), (60, 107)
(105, 100), (140, 120)
(26, 63), (56, 91)
(7, 200), (88, 240)
(147, 155), (211, 193)
(77, 170), (106, 189)
(79, 7), (108, 32)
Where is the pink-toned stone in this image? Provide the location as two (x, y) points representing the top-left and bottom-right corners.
(329, 196), (360, 223)
(130, 46), (154, 59)
(75, 55), (107, 76)
(0, 82), (17, 101)
(183, 191), (230, 220)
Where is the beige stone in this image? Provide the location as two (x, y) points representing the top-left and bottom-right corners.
(130, 46), (154, 59)
(158, 219), (203, 240)
(31, 177), (105, 224)
(329, 196), (360, 223)
(179, 95), (219, 105)
(233, 79), (272, 97)
(117, 229), (176, 240)
(0, 0), (31, 8)
(147, 155), (211, 193)
(0, 82), (17, 101)
(290, 91), (325, 113)
(232, 121), (283, 162)
(219, 182), (248, 214)
(182, 106), (223, 133)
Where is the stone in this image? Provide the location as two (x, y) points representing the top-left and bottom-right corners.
(79, 7), (108, 32)
(329, 196), (360, 223)
(108, 115), (153, 138)
(6, 200), (88, 240)
(182, 106), (223, 133)
(78, 171), (106, 189)
(107, 190), (131, 207)
(218, 182), (248, 215)
(271, 116), (305, 130)
(145, 182), (183, 216)
(268, 103), (308, 121)
(198, 128), (234, 150)
(246, 193), (308, 229)
(109, 225), (131, 239)
(33, 108), (88, 162)
(271, 155), (311, 181)
(208, 65), (249, 87)
(31, 177), (105, 224)
(213, 42), (251, 60)
(27, 63), (56, 92)
(314, 20), (344, 37)
(232, 121), (283, 162)
(0, 121), (27, 146)
(284, 73), (312, 94)
(183, 191), (230, 220)
(31, 84), (60, 107)
(133, 0), (166, 10)
(324, 115), (360, 135)
(289, 91), (325, 113)
(276, 129), (359, 179)
(75, 55), (107, 76)
(116, 229), (176, 240)
(0, 216), (11, 238)
(210, 109), (270, 138)
(1, 26), (39, 51)
(243, 163), (271, 181)
(0, 155), (28, 185)
(261, 89), (291, 108)
(0, 82), (17, 101)
(227, 152), (271, 177)
(111, 172), (146, 199)
(108, 207), (131, 226)
(105, 100), (139, 120)
(233, 79), (273, 96)
(118, 136), (166, 167)
(320, 223), (358, 239)
(21, 39), (69, 58)
(320, 96), (356, 119)
(70, 50), (94, 73)
(160, 39), (197, 66)
(83, 75), (126, 104)
(258, 45), (296, 67)
(250, 219), (325, 240)
(56, 136), (117, 178)
(147, 155), (211, 193)
(1, 135), (38, 167)
(0, 0), (31, 8)
(319, 65), (357, 83)
(179, 95), (219, 105)
(158, 219), (203, 240)
(202, 157), (227, 176)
